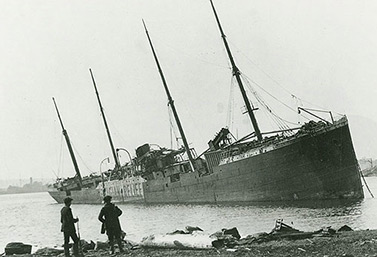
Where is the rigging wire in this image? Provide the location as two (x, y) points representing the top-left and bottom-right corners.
(168, 103), (180, 149)
(70, 141), (94, 174)
(58, 134), (64, 177)
(242, 73), (298, 114)
(150, 32), (230, 70)
(228, 39), (344, 116)
(105, 109), (129, 151)
(240, 75), (295, 135)
(59, 131), (94, 176)
(96, 111), (111, 161)
(225, 72), (293, 137)
(219, 42), (319, 136)
(241, 73), (313, 125)
(226, 76), (235, 131)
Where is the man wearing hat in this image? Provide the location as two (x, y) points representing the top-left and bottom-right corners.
(61, 197), (80, 257)
(98, 195), (124, 254)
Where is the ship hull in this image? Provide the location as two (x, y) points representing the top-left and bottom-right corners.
(99, 177), (145, 204)
(49, 176), (146, 204)
(48, 188), (103, 204)
(143, 121), (364, 203)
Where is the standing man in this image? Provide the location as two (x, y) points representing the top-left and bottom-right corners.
(61, 197), (80, 257)
(98, 195), (124, 254)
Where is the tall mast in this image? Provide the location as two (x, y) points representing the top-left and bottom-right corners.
(52, 97), (83, 188)
(210, 0), (262, 141)
(142, 20), (196, 171)
(89, 69), (120, 168)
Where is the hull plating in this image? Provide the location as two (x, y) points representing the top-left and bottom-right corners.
(143, 122), (364, 203)
(48, 176), (145, 204)
(48, 188), (102, 204)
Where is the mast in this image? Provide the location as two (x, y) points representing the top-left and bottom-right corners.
(52, 97), (83, 188)
(142, 20), (196, 172)
(210, 0), (263, 141)
(89, 69), (120, 169)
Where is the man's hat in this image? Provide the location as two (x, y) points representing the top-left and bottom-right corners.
(64, 197), (73, 204)
(103, 195), (112, 203)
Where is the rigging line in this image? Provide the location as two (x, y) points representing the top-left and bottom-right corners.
(255, 96), (293, 130)
(70, 140), (94, 174)
(228, 39), (339, 114)
(242, 73), (297, 113)
(266, 109), (291, 132)
(168, 105), (173, 149)
(151, 33), (230, 70)
(227, 39), (313, 109)
(227, 39), (295, 96)
(241, 76), (293, 130)
(265, 105), (297, 133)
(226, 76), (235, 130)
(104, 110), (127, 149)
(244, 84), (298, 136)
(358, 164), (375, 198)
(230, 40), (347, 118)
(101, 107), (148, 159)
(270, 112), (301, 126)
(252, 92), (285, 130)
(269, 112), (290, 131)
(97, 112), (110, 158)
(242, 74), (313, 122)
(168, 104), (180, 149)
(259, 106), (282, 132)
(58, 134), (64, 177)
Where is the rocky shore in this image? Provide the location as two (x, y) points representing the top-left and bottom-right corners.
(80, 230), (377, 257)
(4, 223), (377, 257)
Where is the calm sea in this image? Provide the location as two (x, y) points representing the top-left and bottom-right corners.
(1, 177), (376, 252)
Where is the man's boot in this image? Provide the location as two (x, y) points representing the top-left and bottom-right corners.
(64, 245), (71, 257)
(109, 241), (115, 254)
(117, 238), (124, 253)
(73, 242), (80, 257)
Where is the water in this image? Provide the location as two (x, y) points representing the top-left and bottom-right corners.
(0, 177), (376, 252)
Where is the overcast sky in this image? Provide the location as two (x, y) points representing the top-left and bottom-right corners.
(1, 0), (377, 181)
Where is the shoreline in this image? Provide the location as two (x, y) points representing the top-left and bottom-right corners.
(6, 228), (377, 257)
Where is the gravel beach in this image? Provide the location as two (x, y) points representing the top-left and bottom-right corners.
(17, 229), (376, 257)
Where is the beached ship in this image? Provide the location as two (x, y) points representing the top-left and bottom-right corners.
(137, 1), (364, 203)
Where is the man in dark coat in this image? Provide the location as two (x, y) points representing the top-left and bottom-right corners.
(98, 195), (124, 254)
(61, 197), (80, 257)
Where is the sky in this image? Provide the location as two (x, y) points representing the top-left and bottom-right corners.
(0, 0), (377, 181)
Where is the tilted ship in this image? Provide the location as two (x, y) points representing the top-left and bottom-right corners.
(50, 1), (364, 204)
(135, 1), (364, 203)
